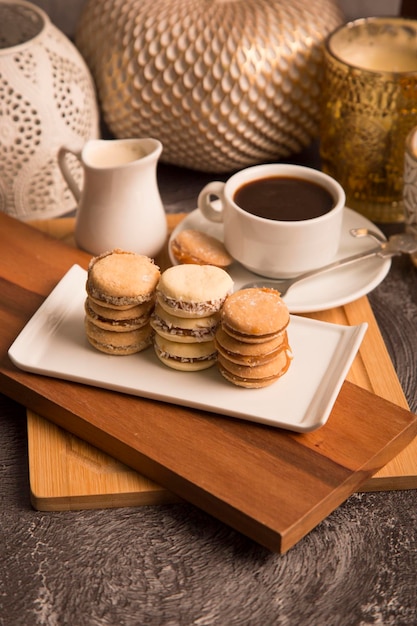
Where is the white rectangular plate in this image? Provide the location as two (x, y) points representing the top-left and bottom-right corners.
(8, 265), (367, 432)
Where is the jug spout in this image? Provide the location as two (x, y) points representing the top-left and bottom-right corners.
(81, 137), (162, 170)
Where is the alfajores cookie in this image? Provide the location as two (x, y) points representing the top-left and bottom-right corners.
(86, 249), (160, 308)
(153, 333), (217, 371)
(156, 264), (233, 318)
(220, 287), (289, 343)
(170, 229), (233, 268)
(86, 298), (154, 321)
(85, 318), (153, 355)
(217, 350), (291, 388)
(150, 303), (219, 343)
(85, 298), (154, 332)
(215, 326), (289, 366)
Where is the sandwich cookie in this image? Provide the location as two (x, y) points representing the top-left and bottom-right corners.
(216, 288), (292, 388)
(217, 349), (291, 389)
(220, 287), (289, 343)
(150, 303), (219, 343)
(170, 229), (233, 268)
(86, 298), (154, 321)
(156, 264), (233, 318)
(154, 334), (217, 371)
(215, 326), (289, 366)
(85, 298), (154, 331)
(86, 249), (160, 308)
(85, 319), (152, 355)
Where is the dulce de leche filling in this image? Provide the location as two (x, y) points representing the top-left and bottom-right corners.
(151, 315), (218, 340)
(216, 332), (291, 366)
(157, 293), (227, 315)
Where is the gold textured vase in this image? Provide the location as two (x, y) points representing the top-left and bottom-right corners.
(76, 0), (343, 173)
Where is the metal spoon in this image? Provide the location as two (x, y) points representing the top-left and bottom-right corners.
(241, 233), (417, 297)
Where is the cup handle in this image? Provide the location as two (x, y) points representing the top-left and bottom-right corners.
(58, 147), (82, 202)
(197, 181), (226, 223)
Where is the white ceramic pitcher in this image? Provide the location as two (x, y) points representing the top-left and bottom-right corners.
(58, 138), (167, 257)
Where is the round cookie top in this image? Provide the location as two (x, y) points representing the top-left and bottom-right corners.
(157, 264), (233, 316)
(221, 288), (289, 339)
(87, 249), (160, 306)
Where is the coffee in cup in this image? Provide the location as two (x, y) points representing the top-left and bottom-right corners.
(233, 176), (335, 221)
(197, 163), (345, 278)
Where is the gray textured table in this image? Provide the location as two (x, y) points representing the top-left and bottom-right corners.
(1, 158), (417, 626)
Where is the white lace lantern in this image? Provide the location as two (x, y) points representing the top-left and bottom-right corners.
(0, 0), (99, 220)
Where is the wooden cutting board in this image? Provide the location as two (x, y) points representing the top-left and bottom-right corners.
(1, 212), (416, 553)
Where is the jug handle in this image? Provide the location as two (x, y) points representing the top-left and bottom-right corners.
(58, 147), (82, 202)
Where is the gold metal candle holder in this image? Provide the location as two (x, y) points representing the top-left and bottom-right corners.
(320, 17), (417, 223)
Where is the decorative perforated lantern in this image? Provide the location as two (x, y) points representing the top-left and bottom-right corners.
(0, 0), (99, 219)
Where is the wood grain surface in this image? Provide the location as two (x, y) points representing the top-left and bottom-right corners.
(1, 213), (417, 552)
(26, 215), (417, 512)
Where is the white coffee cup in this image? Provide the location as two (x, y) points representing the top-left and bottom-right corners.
(197, 163), (345, 278)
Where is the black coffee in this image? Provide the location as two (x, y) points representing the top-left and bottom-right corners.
(233, 176), (335, 221)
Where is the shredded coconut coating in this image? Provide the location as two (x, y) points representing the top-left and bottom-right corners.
(158, 293), (226, 315)
(155, 346), (216, 363)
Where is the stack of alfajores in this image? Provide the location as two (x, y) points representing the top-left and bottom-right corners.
(151, 264), (233, 371)
(84, 249), (160, 355)
(215, 288), (292, 388)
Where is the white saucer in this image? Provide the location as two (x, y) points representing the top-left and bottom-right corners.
(168, 207), (391, 313)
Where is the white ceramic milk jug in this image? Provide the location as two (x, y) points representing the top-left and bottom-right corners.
(58, 138), (167, 257)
